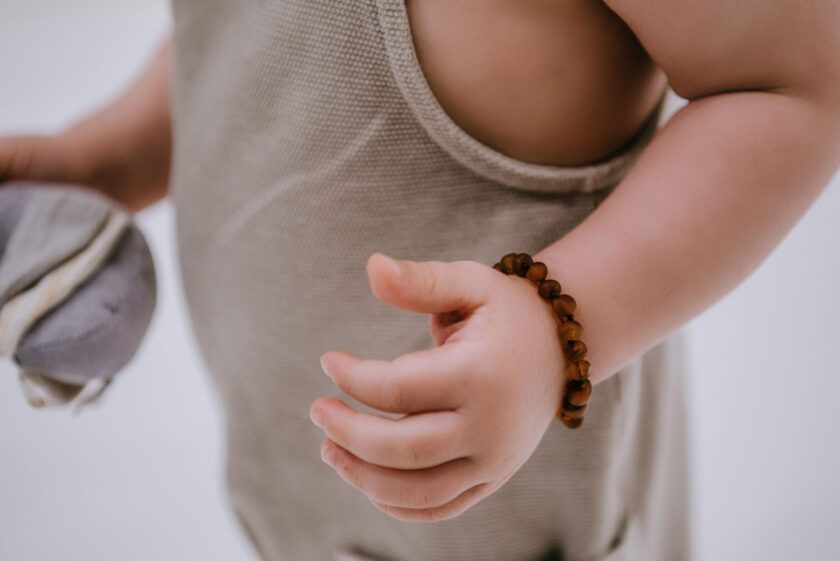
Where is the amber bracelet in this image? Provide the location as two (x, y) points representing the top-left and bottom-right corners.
(492, 252), (592, 429)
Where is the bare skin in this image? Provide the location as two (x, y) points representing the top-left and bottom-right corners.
(405, 0), (668, 166)
(3, 1), (839, 524)
(312, 1), (840, 522)
(0, 38), (172, 212)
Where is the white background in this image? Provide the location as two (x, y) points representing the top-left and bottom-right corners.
(1, 1), (839, 560)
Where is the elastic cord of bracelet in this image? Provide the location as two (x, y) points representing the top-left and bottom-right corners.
(492, 252), (592, 429)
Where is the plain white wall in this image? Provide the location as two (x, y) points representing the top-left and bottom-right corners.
(1, 2), (839, 560)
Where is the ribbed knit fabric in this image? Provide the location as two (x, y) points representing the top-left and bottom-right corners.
(169, 2), (692, 560)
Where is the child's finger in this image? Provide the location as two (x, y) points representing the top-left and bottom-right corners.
(366, 253), (493, 315)
(309, 398), (470, 470)
(319, 438), (481, 510)
(369, 481), (492, 523)
(320, 345), (474, 413)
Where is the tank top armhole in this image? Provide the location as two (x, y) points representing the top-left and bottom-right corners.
(375, 0), (668, 195)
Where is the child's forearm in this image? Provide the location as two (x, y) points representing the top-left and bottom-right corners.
(0, 36), (173, 212)
(63, 36), (173, 211)
(534, 90), (840, 384)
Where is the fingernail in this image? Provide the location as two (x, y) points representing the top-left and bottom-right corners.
(320, 354), (333, 379)
(311, 407), (324, 428)
(380, 253), (403, 278)
(321, 441), (338, 466)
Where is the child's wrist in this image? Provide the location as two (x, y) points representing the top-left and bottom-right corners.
(492, 251), (593, 429)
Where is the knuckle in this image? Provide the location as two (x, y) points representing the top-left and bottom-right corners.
(419, 506), (447, 523)
(409, 430), (446, 465)
(392, 436), (421, 467)
(418, 263), (438, 300)
(458, 345), (480, 374)
(434, 503), (465, 522)
(400, 483), (441, 509)
(332, 418), (352, 450)
(454, 353), (482, 396)
(458, 367), (478, 397)
(332, 450), (373, 494)
(380, 378), (408, 412)
(338, 458), (364, 491)
(342, 358), (369, 387)
(457, 259), (497, 289)
(456, 259), (488, 276)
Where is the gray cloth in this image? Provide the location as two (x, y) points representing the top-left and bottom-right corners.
(0, 183), (158, 397)
(169, 1), (692, 560)
(0, 185), (33, 258)
(15, 223), (157, 386)
(0, 185), (109, 307)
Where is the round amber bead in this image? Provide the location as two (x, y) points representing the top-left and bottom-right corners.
(512, 253), (533, 277)
(551, 294), (576, 318)
(557, 411), (584, 428)
(566, 379), (592, 407)
(492, 262), (502, 271)
(526, 262), (548, 283)
(558, 319), (583, 341)
(500, 253), (518, 274)
(566, 359), (591, 381)
(538, 279), (562, 300)
(562, 398), (587, 419)
(565, 340), (588, 361)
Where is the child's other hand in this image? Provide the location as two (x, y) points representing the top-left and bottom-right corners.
(310, 252), (566, 522)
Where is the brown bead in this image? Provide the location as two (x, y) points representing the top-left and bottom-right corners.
(562, 407), (587, 421)
(566, 359), (591, 381)
(558, 319), (583, 341)
(551, 294), (577, 318)
(561, 416), (583, 429)
(512, 253), (533, 277)
(500, 253), (517, 274)
(564, 340), (588, 361)
(562, 398), (587, 419)
(559, 413), (584, 429)
(526, 261), (548, 283)
(538, 279), (562, 300)
(492, 262), (502, 271)
(565, 379), (592, 407)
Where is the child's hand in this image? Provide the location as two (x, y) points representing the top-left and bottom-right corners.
(310, 252), (567, 522)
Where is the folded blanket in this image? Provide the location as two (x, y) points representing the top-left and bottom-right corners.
(0, 183), (157, 409)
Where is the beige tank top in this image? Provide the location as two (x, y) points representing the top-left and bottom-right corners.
(169, 1), (692, 560)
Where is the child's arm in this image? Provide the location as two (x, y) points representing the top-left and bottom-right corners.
(0, 36), (172, 212)
(312, 0), (840, 522)
(533, 0), (840, 383)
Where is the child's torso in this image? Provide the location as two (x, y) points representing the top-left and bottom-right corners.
(168, 1), (688, 560)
